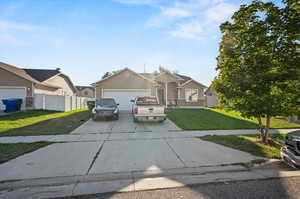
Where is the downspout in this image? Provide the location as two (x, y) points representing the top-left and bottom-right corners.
(31, 83), (35, 109)
(155, 86), (159, 104)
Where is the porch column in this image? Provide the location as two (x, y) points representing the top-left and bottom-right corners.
(155, 87), (159, 104)
(165, 82), (168, 107)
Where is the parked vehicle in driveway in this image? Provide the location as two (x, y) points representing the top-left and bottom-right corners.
(131, 96), (166, 122)
(91, 98), (119, 121)
(281, 131), (300, 169)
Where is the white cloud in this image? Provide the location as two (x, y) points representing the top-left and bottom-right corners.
(169, 20), (203, 40)
(0, 34), (19, 45)
(116, 0), (237, 40)
(161, 7), (195, 17)
(204, 3), (237, 21)
(0, 20), (38, 32)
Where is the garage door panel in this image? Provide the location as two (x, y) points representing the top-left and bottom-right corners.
(103, 89), (151, 110)
(0, 88), (26, 110)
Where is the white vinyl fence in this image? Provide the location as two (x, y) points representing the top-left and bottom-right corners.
(34, 94), (92, 112)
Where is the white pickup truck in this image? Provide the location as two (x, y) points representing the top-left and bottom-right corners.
(131, 96), (166, 122)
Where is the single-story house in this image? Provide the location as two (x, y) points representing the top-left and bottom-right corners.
(76, 86), (95, 98)
(91, 68), (207, 110)
(0, 61), (77, 110)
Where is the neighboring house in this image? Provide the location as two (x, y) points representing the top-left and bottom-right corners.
(205, 85), (218, 108)
(92, 68), (207, 110)
(76, 86), (95, 98)
(0, 61), (77, 110)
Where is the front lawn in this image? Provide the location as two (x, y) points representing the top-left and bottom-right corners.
(0, 109), (90, 136)
(200, 134), (286, 159)
(167, 108), (300, 130)
(0, 142), (52, 164)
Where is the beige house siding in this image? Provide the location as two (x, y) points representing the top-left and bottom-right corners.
(178, 81), (206, 106)
(0, 67), (33, 96)
(94, 69), (155, 99)
(34, 84), (60, 95)
(77, 88), (95, 98)
(45, 74), (75, 96)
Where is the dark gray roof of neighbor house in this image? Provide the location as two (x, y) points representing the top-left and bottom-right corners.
(23, 69), (61, 82)
(76, 86), (95, 91)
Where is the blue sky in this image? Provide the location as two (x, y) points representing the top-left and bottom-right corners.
(0, 0), (256, 86)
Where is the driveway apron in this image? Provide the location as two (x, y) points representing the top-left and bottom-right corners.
(88, 139), (185, 174)
(0, 142), (102, 180)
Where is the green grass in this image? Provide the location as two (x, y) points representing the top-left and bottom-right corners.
(200, 134), (286, 159)
(167, 108), (300, 130)
(0, 142), (52, 164)
(0, 109), (90, 137)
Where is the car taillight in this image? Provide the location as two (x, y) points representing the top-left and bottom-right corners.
(134, 108), (138, 114)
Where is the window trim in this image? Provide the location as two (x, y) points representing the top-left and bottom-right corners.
(185, 88), (198, 102)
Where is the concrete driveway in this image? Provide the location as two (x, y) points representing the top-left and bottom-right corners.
(71, 111), (181, 134)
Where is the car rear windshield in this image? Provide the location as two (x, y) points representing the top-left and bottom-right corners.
(136, 97), (158, 105)
(96, 99), (116, 107)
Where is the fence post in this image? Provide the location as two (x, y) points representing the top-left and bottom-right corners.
(43, 95), (46, 110)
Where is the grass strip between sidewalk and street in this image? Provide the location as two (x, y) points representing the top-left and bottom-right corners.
(200, 134), (286, 159)
(0, 142), (52, 164)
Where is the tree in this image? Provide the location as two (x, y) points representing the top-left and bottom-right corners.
(212, 0), (300, 143)
(101, 70), (121, 79)
(101, 72), (111, 79)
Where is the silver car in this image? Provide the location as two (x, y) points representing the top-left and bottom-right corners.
(91, 98), (119, 121)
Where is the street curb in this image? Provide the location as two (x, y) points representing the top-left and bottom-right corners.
(1, 167), (300, 199)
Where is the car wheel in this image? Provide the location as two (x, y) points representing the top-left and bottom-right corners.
(92, 115), (97, 121)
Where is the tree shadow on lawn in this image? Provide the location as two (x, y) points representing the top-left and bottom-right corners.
(200, 134), (285, 159)
(168, 109), (259, 130)
(0, 110), (61, 121)
(0, 110), (90, 137)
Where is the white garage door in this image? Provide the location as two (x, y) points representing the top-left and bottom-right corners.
(103, 89), (151, 110)
(0, 87), (26, 110)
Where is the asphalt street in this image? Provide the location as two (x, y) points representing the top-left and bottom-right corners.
(66, 176), (300, 199)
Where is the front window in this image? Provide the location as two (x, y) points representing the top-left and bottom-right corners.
(185, 89), (198, 102)
(136, 96), (159, 105)
(96, 98), (116, 107)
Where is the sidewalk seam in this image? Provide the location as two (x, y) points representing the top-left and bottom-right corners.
(164, 138), (187, 167)
(86, 141), (106, 174)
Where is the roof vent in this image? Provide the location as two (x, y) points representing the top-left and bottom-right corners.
(56, 67), (61, 71)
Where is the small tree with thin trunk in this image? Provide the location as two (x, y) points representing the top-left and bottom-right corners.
(212, 0), (300, 143)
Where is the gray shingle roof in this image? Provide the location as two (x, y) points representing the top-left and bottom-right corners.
(23, 69), (60, 82)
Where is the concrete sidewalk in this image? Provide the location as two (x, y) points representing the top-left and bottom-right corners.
(0, 137), (261, 181)
(0, 128), (298, 144)
(0, 165), (299, 199)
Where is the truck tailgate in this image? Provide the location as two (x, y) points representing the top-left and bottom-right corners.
(137, 106), (165, 115)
